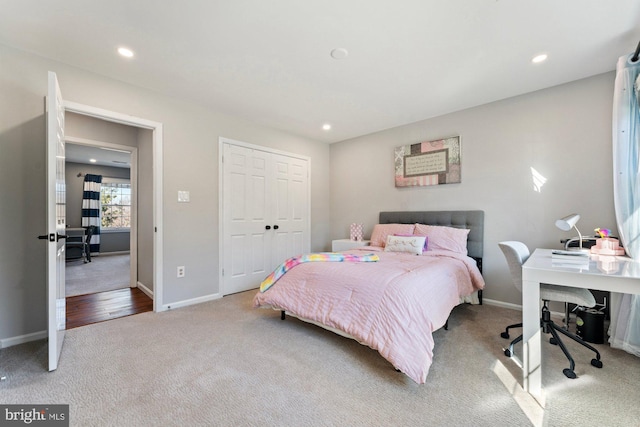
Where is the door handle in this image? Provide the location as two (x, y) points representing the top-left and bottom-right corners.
(273, 225), (279, 230)
(265, 225), (271, 230)
(37, 233), (67, 242)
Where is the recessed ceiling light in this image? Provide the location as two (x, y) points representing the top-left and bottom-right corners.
(330, 48), (348, 60)
(89, 158), (97, 163)
(117, 47), (134, 58)
(531, 53), (548, 64)
(322, 123), (332, 131)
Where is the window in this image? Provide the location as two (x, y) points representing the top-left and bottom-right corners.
(100, 178), (131, 230)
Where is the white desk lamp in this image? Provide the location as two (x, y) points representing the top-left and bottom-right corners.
(555, 213), (585, 251)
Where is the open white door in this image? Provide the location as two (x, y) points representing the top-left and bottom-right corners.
(43, 71), (66, 371)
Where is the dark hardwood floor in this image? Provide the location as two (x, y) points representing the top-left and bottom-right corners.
(66, 287), (153, 329)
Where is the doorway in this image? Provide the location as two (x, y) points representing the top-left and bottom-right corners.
(62, 100), (164, 316)
(65, 138), (134, 292)
(63, 133), (150, 327)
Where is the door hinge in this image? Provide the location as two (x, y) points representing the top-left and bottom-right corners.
(222, 269), (224, 277)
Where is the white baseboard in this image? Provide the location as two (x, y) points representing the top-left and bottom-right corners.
(161, 293), (222, 311)
(136, 281), (153, 298)
(483, 298), (565, 319)
(95, 251), (130, 256)
(483, 298), (522, 311)
(1, 330), (47, 349)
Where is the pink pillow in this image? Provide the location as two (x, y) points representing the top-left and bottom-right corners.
(370, 223), (415, 247)
(414, 223), (470, 254)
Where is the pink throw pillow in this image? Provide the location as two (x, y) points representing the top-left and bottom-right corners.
(370, 223), (415, 247)
(414, 223), (470, 254)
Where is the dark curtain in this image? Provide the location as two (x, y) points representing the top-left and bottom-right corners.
(81, 173), (102, 253)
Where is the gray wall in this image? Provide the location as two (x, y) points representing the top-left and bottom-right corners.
(0, 43), (330, 344)
(330, 72), (616, 306)
(66, 111), (140, 145)
(137, 129), (154, 290)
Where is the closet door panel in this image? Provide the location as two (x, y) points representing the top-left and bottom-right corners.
(270, 153), (309, 269)
(223, 143), (272, 294)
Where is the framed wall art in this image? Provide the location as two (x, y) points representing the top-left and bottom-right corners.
(394, 136), (461, 187)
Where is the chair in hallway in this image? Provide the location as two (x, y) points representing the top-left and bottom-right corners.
(66, 225), (96, 263)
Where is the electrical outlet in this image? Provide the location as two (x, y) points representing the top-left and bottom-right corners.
(178, 191), (190, 203)
(177, 266), (185, 278)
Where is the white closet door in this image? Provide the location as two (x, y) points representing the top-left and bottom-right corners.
(223, 143), (272, 295)
(222, 141), (310, 295)
(270, 153), (309, 269)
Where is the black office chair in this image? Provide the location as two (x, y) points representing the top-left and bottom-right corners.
(66, 225), (96, 263)
(498, 241), (603, 379)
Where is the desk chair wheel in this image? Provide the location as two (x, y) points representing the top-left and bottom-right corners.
(500, 332), (510, 339)
(591, 358), (603, 369)
(504, 349), (512, 357)
(563, 368), (577, 379)
(549, 337), (558, 345)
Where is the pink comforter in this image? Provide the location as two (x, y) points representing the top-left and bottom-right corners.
(252, 247), (485, 384)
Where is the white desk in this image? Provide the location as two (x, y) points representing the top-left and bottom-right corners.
(65, 227), (85, 243)
(521, 248), (640, 399)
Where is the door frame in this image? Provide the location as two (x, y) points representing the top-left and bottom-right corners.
(65, 136), (138, 289)
(64, 100), (164, 311)
(218, 137), (311, 296)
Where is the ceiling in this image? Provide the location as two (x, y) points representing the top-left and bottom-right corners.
(2, 1), (639, 143)
(66, 143), (131, 169)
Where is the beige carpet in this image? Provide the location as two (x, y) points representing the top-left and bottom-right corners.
(65, 254), (130, 297)
(1, 291), (639, 426)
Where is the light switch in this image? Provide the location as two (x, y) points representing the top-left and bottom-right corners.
(178, 191), (190, 203)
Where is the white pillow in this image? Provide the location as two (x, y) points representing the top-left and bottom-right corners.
(384, 235), (427, 255)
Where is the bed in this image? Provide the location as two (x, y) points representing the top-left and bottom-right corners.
(253, 210), (485, 384)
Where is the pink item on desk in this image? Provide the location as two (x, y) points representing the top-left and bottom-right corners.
(590, 237), (625, 255)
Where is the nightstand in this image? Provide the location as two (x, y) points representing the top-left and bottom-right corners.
(332, 239), (370, 252)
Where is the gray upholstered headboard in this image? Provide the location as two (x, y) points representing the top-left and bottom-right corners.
(378, 210), (485, 262)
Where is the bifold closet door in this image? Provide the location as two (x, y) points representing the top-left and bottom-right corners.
(222, 143), (309, 295)
(270, 152), (309, 267)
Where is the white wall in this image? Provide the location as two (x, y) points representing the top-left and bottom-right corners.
(330, 72), (616, 306)
(0, 44), (330, 344)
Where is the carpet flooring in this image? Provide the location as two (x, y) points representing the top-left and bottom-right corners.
(65, 254), (130, 297)
(1, 291), (639, 426)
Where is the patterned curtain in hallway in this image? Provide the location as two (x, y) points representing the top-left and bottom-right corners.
(81, 173), (102, 253)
